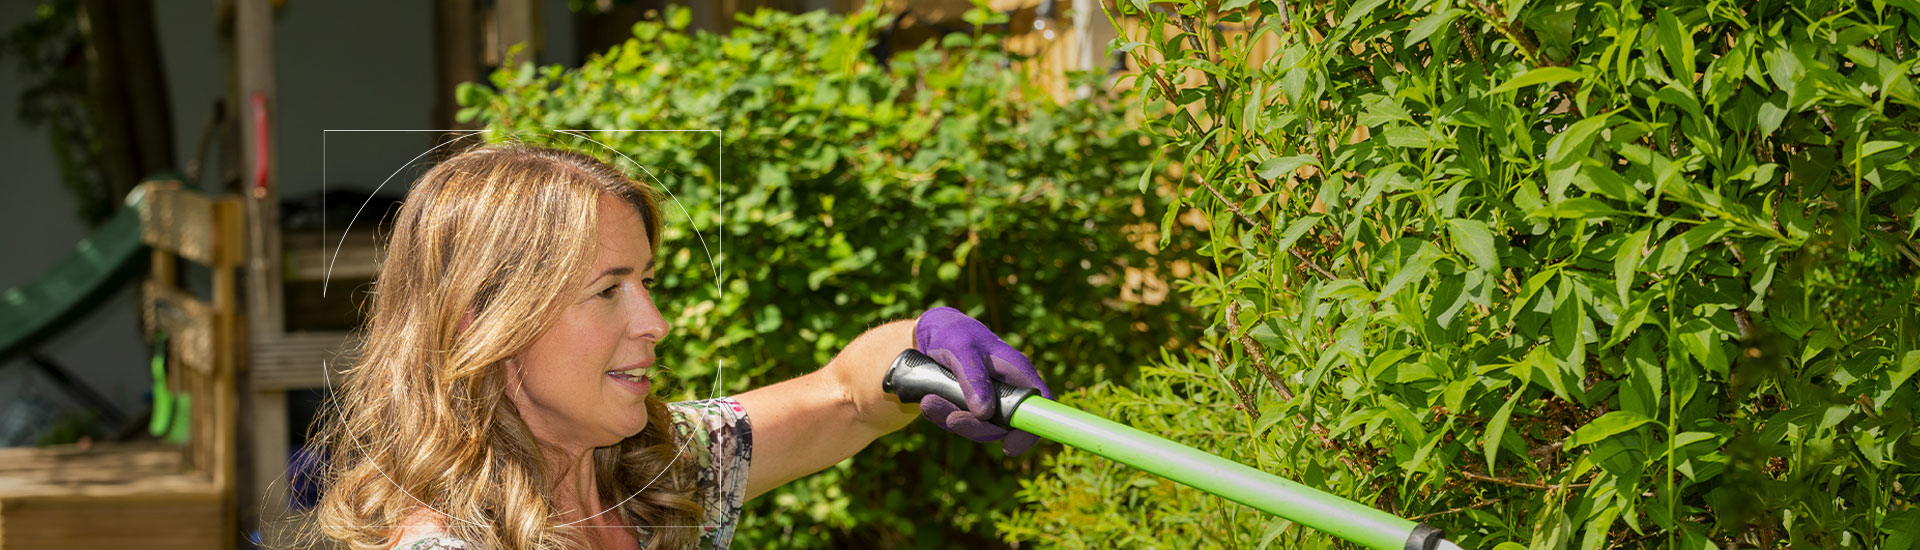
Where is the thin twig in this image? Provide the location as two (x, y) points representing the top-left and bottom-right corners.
(1454, 18), (1489, 76)
(1460, 470), (1593, 490)
(1411, 498), (1503, 521)
(1173, 14), (1225, 95)
(1207, 349), (1262, 423)
(1226, 300), (1296, 400)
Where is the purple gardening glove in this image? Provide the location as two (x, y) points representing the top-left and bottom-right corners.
(913, 306), (1056, 457)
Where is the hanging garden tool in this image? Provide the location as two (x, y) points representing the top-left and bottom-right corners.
(884, 349), (1462, 550)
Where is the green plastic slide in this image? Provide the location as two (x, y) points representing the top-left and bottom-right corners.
(0, 186), (189, 441)
(0, 188), (149, 361)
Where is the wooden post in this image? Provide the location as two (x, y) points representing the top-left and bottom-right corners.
(433, 0), (481, 132)
(212, 198), (244, 550)
(487, 0), (540, 66)
(233, 0), (283, 546)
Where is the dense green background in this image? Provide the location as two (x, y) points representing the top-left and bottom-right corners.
(459, 7), (1202, 547)
(1002, 0), (1919, 549)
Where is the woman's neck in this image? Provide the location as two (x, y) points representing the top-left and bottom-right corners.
(546, 446), (602, 522)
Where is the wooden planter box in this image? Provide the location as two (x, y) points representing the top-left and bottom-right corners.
(0, 443), (223, 550)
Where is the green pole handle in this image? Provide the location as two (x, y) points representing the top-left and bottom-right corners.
(149, 331), (173, 437)
(884, 349), (1459, 550)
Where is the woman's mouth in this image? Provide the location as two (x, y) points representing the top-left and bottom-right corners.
(606, 366), (651, 395)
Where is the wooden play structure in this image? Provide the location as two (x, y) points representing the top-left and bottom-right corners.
(0, 179), (244, 550)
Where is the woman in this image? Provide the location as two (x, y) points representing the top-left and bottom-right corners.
(309, 144), (1054, 550)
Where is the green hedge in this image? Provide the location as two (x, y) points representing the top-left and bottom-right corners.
(457, 7), (1201, 547)
(1001, 0), (1919, 549)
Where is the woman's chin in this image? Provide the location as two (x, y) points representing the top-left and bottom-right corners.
(603, 418), (648, 445)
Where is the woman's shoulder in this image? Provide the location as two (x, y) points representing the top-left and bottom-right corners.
(665, 396), (753, 549)
(666, 396), (751, 445)
(395, 537), (469, 550)
(389, 509), (469, 550)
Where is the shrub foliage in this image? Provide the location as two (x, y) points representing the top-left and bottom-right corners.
(1002, 0), (1919, 548)
(458, 7), (1201, 547)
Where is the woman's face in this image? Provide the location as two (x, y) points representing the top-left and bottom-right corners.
(507, 193), (669, 453)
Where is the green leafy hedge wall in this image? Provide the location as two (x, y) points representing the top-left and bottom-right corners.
(1001, 0), (1919, 548)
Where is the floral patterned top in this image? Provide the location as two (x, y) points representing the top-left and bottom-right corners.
(392, 397), (754, 550)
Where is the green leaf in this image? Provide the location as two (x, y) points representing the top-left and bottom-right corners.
(1378, 243), (1440, 299)
(1486, 392), (1521, 473)
(1275, 214), (1324, 255)
(1407, 419), (1454, 478)
(1529, 197), (1618, 219)
(455, 81), (489, 106)
(1358, 94), (1414, 127)
(1448, 219), (1499, 273)
(1545, 111), (1616, 168)
(1405, 9), (1465, 48)
(1339, 0), (1392, 29)
(1138, 153), (1161, 194)
(1655, 10), (1695, 81)
(1159, 195), (1184, 248)
(1614, 229), (1647, 304)
(1580, 507), (1623, 550)
(1886, 0), (1920, 17)
(1857, 140), (1908, 159)
(667, 5), (691, 29)
(1873, 351), (1920, 409)
(1756, 92), (1789, 136)
(1765, 44), (1806, 102)
(1883, 507), (1920, 550)
(1550, 275), (1588, 373)
(1669, 431), (1722, 450)
(1256, 155), (1320, 180)
(1619, 336), (1663, 416)
(1531, 509), (1575, 550)
(953, 239), (976, 267)
(1383, 127), (1431, 148)
(1243, 192), (1277, 215)
(1255, 516), (1295, 550)
(1572, 162), (1640, 203)
(756, 304), (784, 333)
(1652, 84), (1702, 118)
(1567, 411), (1657, 449)
(1677, 318), (1730, 377)
(1490, 66), (1584, 94)
(1244, 81), (1266, 133)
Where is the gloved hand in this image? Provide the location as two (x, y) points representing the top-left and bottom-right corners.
(913, 306), (1056, 457)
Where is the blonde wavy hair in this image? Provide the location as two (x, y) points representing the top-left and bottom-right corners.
(303, 143), (704, 549)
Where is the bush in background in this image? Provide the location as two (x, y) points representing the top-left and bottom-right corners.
(1002, 0), (1919, 548)
(459, 7), (1202, 548)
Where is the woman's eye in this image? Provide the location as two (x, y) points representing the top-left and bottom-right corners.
(596, 284), (620, 299)
(642, 277), (657, 289)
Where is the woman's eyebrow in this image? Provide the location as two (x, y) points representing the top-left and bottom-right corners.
(593, 259), (654, 281)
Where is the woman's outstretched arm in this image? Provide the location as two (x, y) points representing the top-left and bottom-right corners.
(731, 319), (921, 502)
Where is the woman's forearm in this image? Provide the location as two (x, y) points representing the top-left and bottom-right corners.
(827, 318), (923, 434)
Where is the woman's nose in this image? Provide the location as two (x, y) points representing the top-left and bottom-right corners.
(627, 289), (670, 342)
